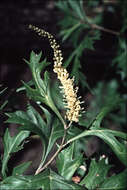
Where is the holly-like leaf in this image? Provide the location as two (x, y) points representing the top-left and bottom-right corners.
(24, 51), (51, 104)
(22, 81), (46, 104)
(1, 129), (30, 178)
(56, 143), (83, 180)
(66, 128), (127, 166)
(0, 169), (85, 190)
(80, 159), (111, 189)
(65, 97), (127, 166)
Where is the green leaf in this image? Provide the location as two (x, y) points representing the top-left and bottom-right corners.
(66, 128), (127, 166)
(99, 169), (127, 190)
(12, 161), (32, 176)
(0, 169), (85, 190)
(5, 105), (51, 168)
(1, 129), (30, 178)
(24, 51), (66, 126)
(90, 96), (122, 129)
(29, 51), (42, 70)
(6, 105), (49, 139)
(50, 81), (65, 110)
(0, 175), (34, 190)
(6, 105), (65, 174)
(56, 1), (77, 20)
(25, 51), (50, 98)
(36, 118), (64, 171)
(83, 31), (100, 50)
(56, 143), (83, 180)
(16, 80), (34, 92)
(80, 159), (111, 189)
(71, 56), (81, 84)
(61, 23), (80, 42)
(22, 81), (46, 103)
(112, 38), (127, 80)
(68, 0), (85, 20)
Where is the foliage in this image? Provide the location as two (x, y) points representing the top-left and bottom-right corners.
(0, 0), (127, 190)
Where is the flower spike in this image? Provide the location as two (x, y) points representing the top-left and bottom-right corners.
(29, 24), (83, 123)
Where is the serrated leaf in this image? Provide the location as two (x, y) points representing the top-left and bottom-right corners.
(5, 105), (51, 167)
(61, 23), (80, 42)
(5, 105), (65, 175)
(36, 118), (64, 171)
(66, 128), (127, 166)
(56, 1), (76, 20)
(0, 169), (85, 190)
(29, 51), (42, 70)
(0, 175), (34, 190)
(80, 159), (111, 189)
(25, 51), (50, 98)
(39, 59), (51, 73)
(99, 169), (127, 190)
(24, 51), (65, 126)
(22, 81), (46, 103)
(90, 96), (122, 129)
(2, 129), (30, 178)
(68, 0), (85, 20)
(5, 104), (51, 141)
(6, 105), (47, 138)
(56, 143), (83, 180)
(12, 161), (32, 176)
(83, 31), (100, 50)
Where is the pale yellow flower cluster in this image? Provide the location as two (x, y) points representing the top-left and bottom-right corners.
(29, 25), (82, 122)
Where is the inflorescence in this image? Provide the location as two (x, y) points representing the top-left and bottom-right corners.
(29, 24), (83, 123)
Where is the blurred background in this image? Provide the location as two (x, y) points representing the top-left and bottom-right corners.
(0, 0), (124, 88)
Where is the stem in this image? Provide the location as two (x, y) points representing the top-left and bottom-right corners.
(74, 11), (120, 36)
(89, 23), (120, 36)
(35, 129), (67, 175)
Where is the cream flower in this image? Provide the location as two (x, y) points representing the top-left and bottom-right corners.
(29, 24), (83, 122)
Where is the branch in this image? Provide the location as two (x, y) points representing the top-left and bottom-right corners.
(74, 12), (120, 36)
(35, 129), (67, 175)
(89, 23), (120, 36)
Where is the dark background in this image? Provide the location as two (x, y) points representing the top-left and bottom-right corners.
(0, 0), (61, 88)
(0, 0), (120, 89)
